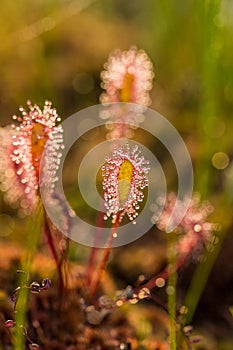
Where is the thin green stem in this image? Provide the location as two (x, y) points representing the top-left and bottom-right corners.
(13, 202), (43, 350)
(195, 0), (222, 196)
(179, 195), (231, 334)
(182, 231), (223, 327)
(167, 233), (177, 350)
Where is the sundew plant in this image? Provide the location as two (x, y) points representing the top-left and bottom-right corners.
(0, 46), (225, 350)
(0, 2), (233, 350)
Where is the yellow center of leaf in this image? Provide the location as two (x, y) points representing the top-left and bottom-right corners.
(31, 123), (47, 177)
(118, 160), (134, 207)
(119, 73), (135, 102)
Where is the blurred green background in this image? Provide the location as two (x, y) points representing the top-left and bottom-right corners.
(0, 0), (233, 347)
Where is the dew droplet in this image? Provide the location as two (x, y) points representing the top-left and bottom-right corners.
(155, 277), (165, 288)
